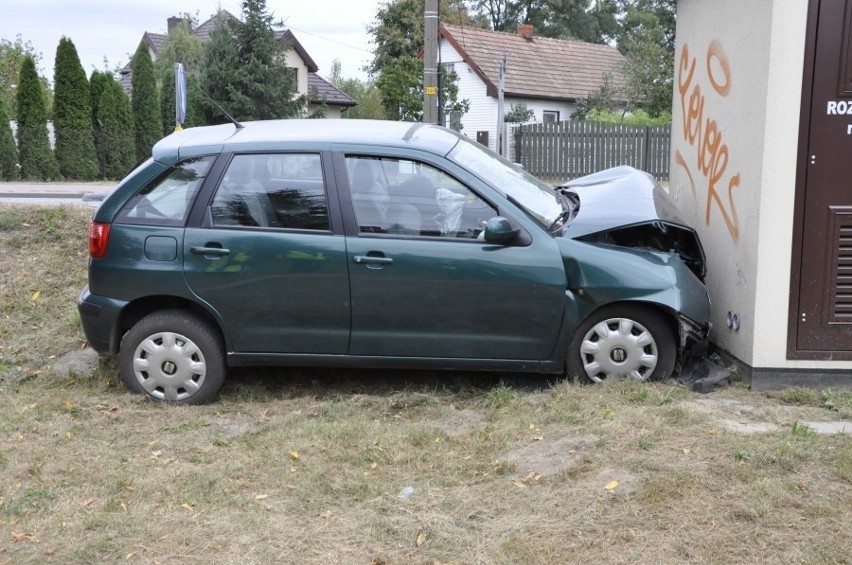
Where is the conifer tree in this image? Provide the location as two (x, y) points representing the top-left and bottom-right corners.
(131, 41), (162, 161)
(200, 2), (305, 121)
(16, 55), (60, 180)
(98, 76), (135, 179)
(0, 93), (18, 180)
(89, 70), (110, 177)
(53, 37), (98, 179)
(199, 14), (240, 124)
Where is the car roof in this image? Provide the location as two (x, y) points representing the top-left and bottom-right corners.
(152, 119), (465, 161)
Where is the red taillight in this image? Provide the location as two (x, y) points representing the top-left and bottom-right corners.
(89, 222), (111, 259)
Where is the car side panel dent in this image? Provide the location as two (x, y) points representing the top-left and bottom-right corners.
(557, 237), (711, 340)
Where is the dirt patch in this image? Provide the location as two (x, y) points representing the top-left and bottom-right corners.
(504, 435), (595, 476)
(685, 397), (850, 434)
(431, 407), (486, 437)
(590, 467), (640, 495)
(49, 347), (99, 378)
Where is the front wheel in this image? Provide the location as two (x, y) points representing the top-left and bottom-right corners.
(118, 310), (226, 405)
(567, 305), (675, 384)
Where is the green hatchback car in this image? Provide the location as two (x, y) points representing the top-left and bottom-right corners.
(78, 119), (711, 404)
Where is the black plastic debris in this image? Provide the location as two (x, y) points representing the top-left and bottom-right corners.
(678, 357), (732, 393)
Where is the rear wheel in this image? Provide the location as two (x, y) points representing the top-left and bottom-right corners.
(119, 310), (225, 405)
(567, 305), (675, 384)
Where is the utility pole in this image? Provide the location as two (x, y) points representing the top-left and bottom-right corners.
(423, 0), (439, 124)
(496, 55), (508, 155)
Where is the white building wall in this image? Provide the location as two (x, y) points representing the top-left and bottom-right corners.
(441, 41), (578, 155)
(672, 0), (844, 371)
(284, 50), (308, 95)
(440, 41), (497, 150)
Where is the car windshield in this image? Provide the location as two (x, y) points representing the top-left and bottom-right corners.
(447, 136), (562, 227)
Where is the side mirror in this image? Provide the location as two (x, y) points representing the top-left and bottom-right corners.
(484, 217), (519, 244)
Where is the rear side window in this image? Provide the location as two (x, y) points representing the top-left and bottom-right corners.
(210, 153), (329, 231)
(117, 157), (214, 225)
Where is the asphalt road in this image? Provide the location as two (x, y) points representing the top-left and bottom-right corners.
(0, 181), (113, 205)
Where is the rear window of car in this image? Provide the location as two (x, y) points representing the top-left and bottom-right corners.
(116, 156), (215, 226)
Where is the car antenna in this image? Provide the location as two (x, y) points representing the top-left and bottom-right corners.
(204, 92), (244, 129)
(194, 81), (244, 130)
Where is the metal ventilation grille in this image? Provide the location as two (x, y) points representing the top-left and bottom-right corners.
(830, 210), (852, 321)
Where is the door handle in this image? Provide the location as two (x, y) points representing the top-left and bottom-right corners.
(191, 246), (230, 257)
(353, 255), (393, 266)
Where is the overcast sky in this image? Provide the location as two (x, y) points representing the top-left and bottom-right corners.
(1, 0), (383, 82)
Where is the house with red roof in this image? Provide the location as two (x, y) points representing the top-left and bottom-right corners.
(120, 12), (356, 119)
(438, 23), (626, 153)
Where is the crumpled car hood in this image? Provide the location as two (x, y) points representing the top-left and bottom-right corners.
(556, 165), (685, 237)
(555, 166), (706, 281)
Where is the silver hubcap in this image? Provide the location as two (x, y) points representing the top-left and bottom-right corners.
(579, 317), (658, 383)
(132, 331), (206, 401)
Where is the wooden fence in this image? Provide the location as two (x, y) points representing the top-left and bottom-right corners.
(514, 121), (671, 182)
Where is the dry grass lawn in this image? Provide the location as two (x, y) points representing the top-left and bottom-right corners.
(1, 204), (851, 564)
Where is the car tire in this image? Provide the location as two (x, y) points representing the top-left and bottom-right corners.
(118, 310), (226, 405)
(567, 304), (675, 384)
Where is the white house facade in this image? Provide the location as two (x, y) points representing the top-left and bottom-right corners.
(437, 23), (625, 155)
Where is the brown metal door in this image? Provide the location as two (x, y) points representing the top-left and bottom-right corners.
(796, 0), (852, 351)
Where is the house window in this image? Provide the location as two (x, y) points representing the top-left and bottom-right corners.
(287, 67), (298, 89)
(542, 110), (560, 123)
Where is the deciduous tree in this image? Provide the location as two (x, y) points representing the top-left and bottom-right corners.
(368, 0), (473, 76)
(154, 17), (205, 134)
(15, 55), (60, 180)
(615, 0), (676, 117)
(328, 60), (385, 120)
(53, 37), (98, 179)
(0, 94), (18, 179)
(368, 0), (471, 124)
(0, 35), (51, 120)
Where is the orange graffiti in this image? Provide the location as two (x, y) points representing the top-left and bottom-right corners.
(677, 42), (741, 242)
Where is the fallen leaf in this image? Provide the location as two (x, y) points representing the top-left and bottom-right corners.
(529, 423), (536, 430)
(604, 480), (619, 491)
(289, 451), (300, 460)
(31, 290), (40, 301)
(512, 481), (528, 488)
(79, 498), (95, 507)
(416, 532), (426, 546)
(370, 462), (378, 469)
(181, 503), (194, 512)
(64, 400), (74, 410)
(254, 494), (269, 500)
(533, 436), (543, 441)
(682, 448), (691, 454)
(319, 510), (332, 518)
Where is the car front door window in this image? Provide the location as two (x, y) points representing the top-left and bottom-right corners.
(345, 156), (495, 239)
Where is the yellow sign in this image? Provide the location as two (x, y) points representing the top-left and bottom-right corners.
(425, 86), (438, 95)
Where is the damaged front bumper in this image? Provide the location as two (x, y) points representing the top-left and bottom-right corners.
(679, 315), (711, 365)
